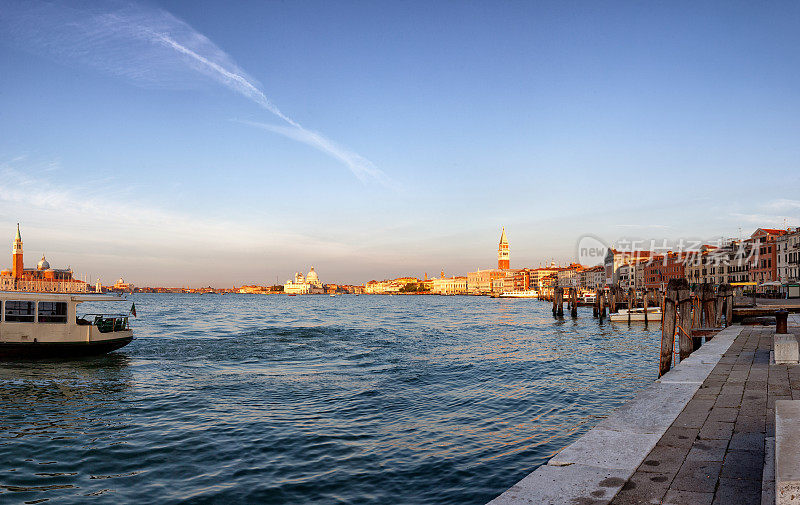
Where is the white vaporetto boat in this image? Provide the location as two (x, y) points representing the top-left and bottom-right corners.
(610, 307), (662, 322)
(498, 290), (539, 298)
(0, 292), (133, 358)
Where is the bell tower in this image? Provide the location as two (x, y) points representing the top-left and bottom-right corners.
(498, 227), (510, 269)
(12, 223), (23, 278)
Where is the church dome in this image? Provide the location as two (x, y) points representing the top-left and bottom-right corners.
(306, 267), (319, 282)
(37, 255), (50, 270)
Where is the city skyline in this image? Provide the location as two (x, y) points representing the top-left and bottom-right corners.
(2, 1), (799, 286)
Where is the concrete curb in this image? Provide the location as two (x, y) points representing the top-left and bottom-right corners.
(488, 325), (743, 505)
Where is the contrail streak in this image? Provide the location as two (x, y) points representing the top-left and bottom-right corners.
(151, 33), (295, 126)
(0, 0), (389, 185)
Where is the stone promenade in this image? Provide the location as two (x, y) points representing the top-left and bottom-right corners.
(610, 324), (800, 505)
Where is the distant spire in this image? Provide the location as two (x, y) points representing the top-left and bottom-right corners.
(15, 223), (21, 241)
(499, 226), (507, 245)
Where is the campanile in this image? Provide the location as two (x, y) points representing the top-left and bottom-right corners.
(12, 223), (23, 278)
(498, 227), (509, 269)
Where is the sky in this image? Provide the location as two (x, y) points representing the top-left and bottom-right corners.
(0, 0), (799, 286)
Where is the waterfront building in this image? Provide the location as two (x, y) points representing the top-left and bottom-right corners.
(431, 276), (468, 295)
(579, 265), (605, 292)
(556, 263), (583, 287)
(509, 269), (532, 292)
(111, 277), (134, 292)
(603, 248), (653, 286)
(0, 224), (89, 293)
(618, 258), (651, 291)
(488, 269), (530, 294)
(467, 269), (505, 294)
(683, 245), (707, 286)
(284, 266), (324, 294)
(530, 266), (560, 292)
(237, 285), (277, 294)
(776, 227), (799, 286)
(725, 240), (757, 285)
(618, 263), (634, 291)
(643, 253), (686, 290)
(633, 259), (649, 290)
(364, 277), (419, 294)
(419, 278), (434, 292)
(746, 228), (786, 287)
(687, 239), (752, 287)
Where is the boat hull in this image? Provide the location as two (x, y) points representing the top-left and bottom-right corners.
(0, 336), (133, 359)
(498, 291), (539, 298)
(610, 312), (662, 322)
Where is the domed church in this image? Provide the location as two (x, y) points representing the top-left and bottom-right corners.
(0, 224), (89, 292)
(284, 266), (324, 294)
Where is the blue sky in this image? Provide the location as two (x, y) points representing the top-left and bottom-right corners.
(1, 0), (799, 286)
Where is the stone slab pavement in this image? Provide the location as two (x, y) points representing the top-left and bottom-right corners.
(488, 325), (743, 505)
(609, 325), (800, 505)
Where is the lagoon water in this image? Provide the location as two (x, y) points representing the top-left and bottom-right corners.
(0, 294), (660, 504)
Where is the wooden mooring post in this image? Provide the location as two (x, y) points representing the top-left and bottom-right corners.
(660, 278), (692, 376)
(643, 288), (649, 324)
(699, 283), (716, 328)
(609, 285), (617, 314)
(598, 288), (606, 319)
(676, 282), (695, 357)
(718, 283), (733, 327)
(627, 287), (635, 323)
(553, 286), (564, 317)
(569, 287), (578, 317)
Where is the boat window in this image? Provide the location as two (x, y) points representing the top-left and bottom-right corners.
(5, 301), (35, 323)
(38, 302), (68, 324)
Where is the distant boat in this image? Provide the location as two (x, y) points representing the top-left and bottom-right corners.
(581, 293), (596, 304)
(287, 294), (297, 297)
(610, 307), (662, 322)
(499, 290), (539, 298)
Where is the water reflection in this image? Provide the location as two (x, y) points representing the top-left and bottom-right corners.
(0, 354), (133, 502)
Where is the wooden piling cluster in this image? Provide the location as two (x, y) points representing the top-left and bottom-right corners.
(596, 288), (606, 319)
(569, 287), (578, 317)
(658, 281), (735, 377)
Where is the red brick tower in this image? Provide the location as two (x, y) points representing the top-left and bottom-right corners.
(498, 227), (510, 270)
(11, 223), (23, 278)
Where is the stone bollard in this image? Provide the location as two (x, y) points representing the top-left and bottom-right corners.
(777, 310), (789, 335)
(775, 335), (799, 365)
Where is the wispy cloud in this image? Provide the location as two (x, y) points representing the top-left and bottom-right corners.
(239, 120), (393, 185)
(0, 0), (389, 185)
(0, 157), (354, 257)
(615, 224), (671, 229)
(731, 212), (798, 227)
(765, 199), (800, 212)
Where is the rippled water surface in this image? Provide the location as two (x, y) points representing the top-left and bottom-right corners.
(0, 294), (661, 504)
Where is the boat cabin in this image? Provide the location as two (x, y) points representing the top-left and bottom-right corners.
(0, 291), (132, 345)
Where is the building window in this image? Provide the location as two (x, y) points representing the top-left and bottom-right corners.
(38, 302), (67, 324)
(5, 301), (35, 322)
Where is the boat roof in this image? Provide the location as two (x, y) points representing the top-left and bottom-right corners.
(0, 291), (127, 302)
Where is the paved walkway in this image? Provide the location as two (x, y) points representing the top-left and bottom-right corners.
(610, 324), (800, 505)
